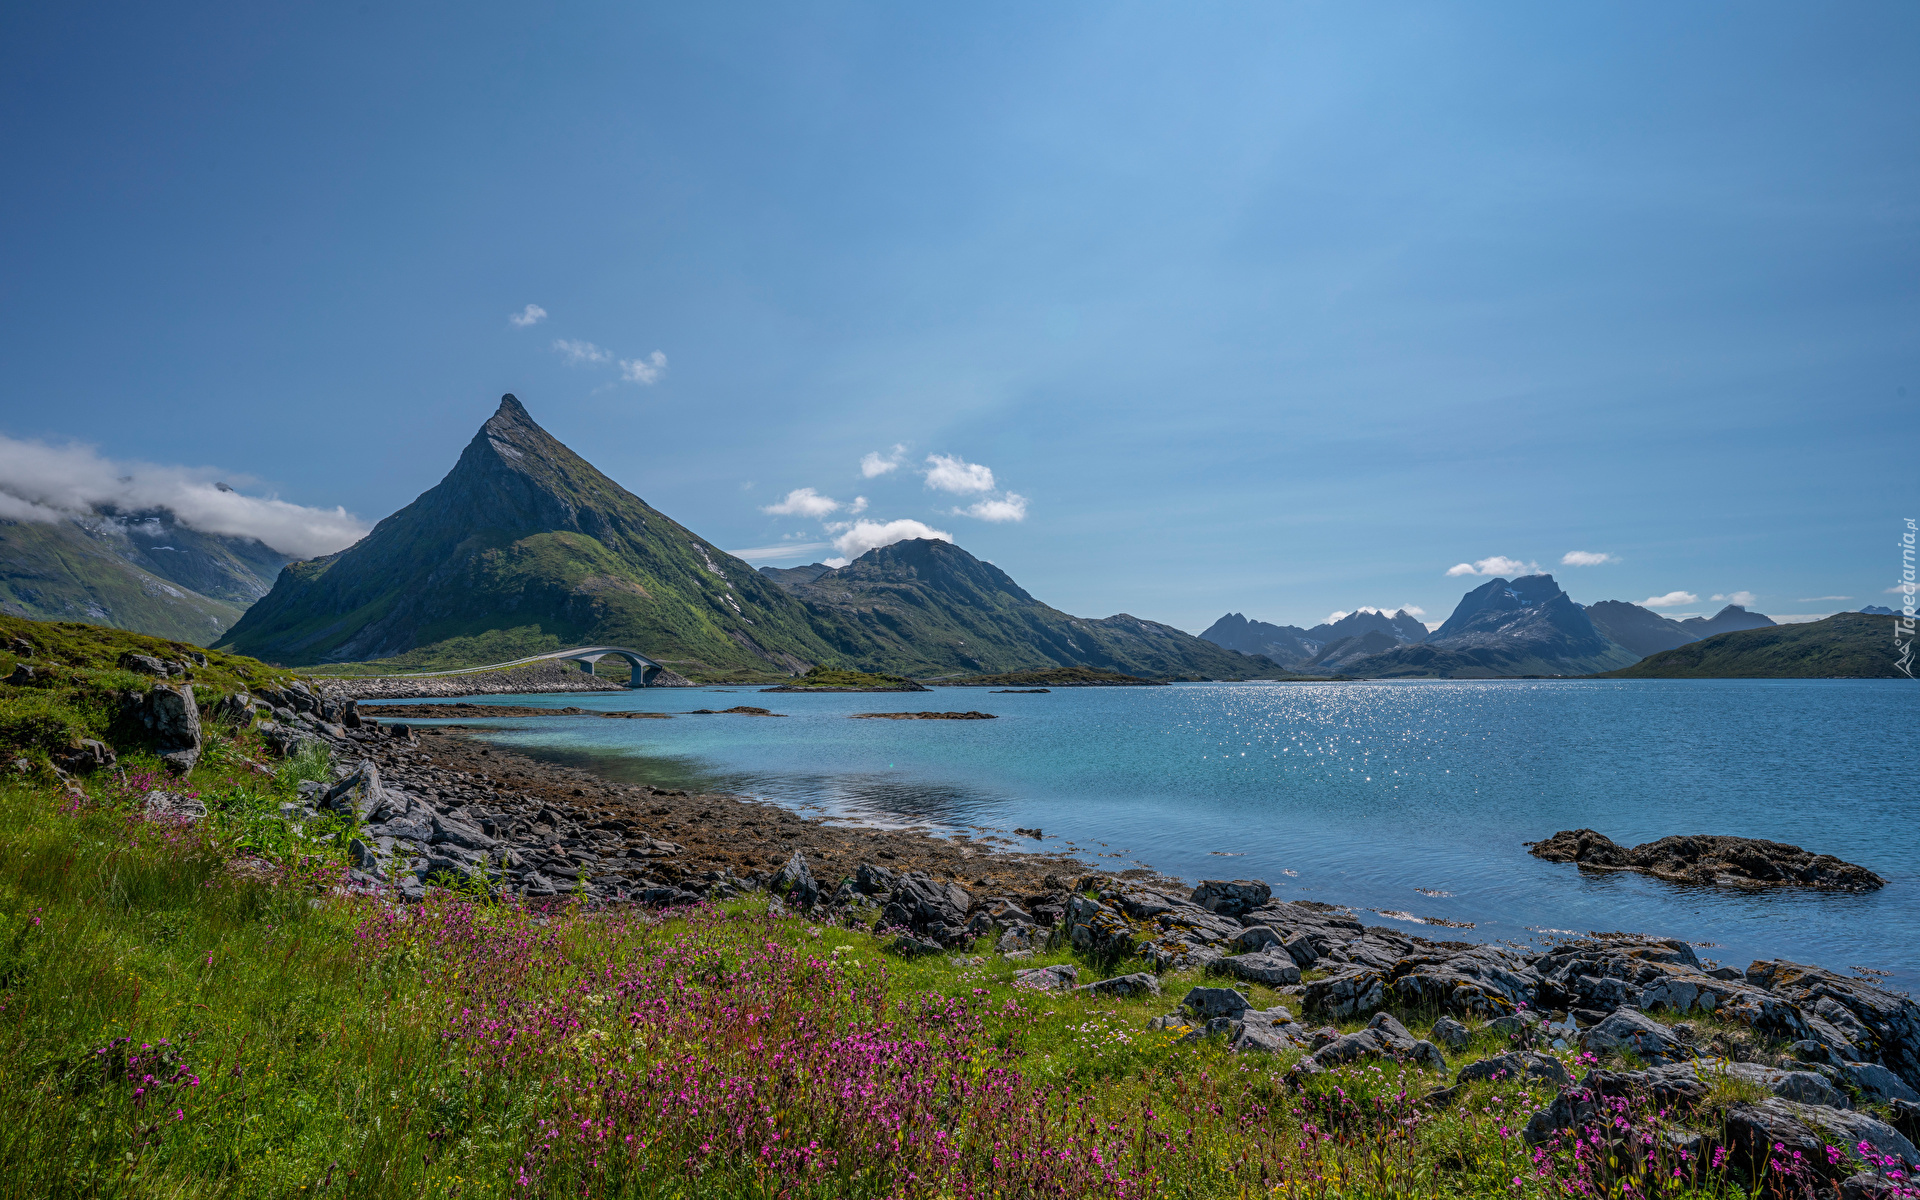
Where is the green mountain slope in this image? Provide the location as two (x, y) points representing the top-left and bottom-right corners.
(87, 508), (292, 607)
(0, 517), (244, 645)
(1598, 612), (1907, 679)
(768, 538), (1282, 680)
(217, 396), (861, 676)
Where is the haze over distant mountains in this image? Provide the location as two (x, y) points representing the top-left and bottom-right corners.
(1198, 584), (1795, 679)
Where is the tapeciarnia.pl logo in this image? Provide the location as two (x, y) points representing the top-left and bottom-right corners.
(1897, 518), (1916, 678)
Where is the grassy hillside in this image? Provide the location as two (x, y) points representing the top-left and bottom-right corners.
(0, 614), (296, 773)
(1599, 612), (1906, 679)
(0, 518), (245, 646)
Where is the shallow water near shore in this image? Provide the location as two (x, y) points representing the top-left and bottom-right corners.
(366, 679), (1918, 990)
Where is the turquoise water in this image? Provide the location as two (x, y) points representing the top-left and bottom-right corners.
(367, 679), (1919, 989)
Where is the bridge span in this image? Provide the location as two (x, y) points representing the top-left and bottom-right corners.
(336, 646), (668, 688)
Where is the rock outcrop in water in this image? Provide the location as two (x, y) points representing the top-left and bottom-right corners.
(1527, 829), (1885, 891)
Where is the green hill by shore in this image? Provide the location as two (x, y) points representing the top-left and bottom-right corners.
(1598, 612), (1906, 679)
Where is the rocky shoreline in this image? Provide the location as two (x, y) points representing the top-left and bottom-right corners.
(318, 660), (696, 700)
(226, 683), (1098, 902)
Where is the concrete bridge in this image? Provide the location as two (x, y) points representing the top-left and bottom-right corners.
(343, 646), (669, 687)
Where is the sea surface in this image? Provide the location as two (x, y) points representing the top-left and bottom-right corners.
(365, 680), (1919, 990)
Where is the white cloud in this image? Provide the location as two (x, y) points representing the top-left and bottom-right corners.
(1322, 611), (1350, 625)
(848, 495), (868, 515)
(760, 487), (840, 518)
(1446, 555), (1539, 577)
(1770, 613), (1843, 624)
(725, 542), (832, 563)
(1641, 591), (1699, 608)
(1800, 596), (1852, 602)
(923, 453), (995, 494)
(509, 304), (548, 328)
(1560, 551), (1618, 567)
(620, 351), (667, 385)
(861, 445), (908, 478)
(1888, 585), (1917, 594)
(830, 518), (952, 561)
(1711, 591), (1758, 606)
(0, 433), (367, 558)
(955, 492), (1028, 522)
(553, 338), (612, 366)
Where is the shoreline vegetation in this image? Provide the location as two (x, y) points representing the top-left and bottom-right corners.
(2, 612), (1917, 1197)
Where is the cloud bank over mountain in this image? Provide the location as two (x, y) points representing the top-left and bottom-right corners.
(0, 433), (367, 559)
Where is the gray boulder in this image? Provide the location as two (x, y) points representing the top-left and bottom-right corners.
(1389, 945), (1541, 1017)
(1724, 1099), (1918, 1185)
(1431, 1017), (1472, 1050)
(1844, 1062), (1920, 1105)
(854, 862), (897, 895)
(1304, 967), (1387, 1020)
(128, 684), (203, 773)
(1014, 964), (1079, 991)
(883, 872), (972, 943)
(1455, 1052), (1572, 1087)
(1581, 1007), (1686, 1064)
(1077, 973), (1160, 1000)
(1303, 1012), (1448, 1073)
(142, 789), (207, 823)
(1182, 986), (1252, 1020)
(323, 761), (387, 819)
(1218, 949), (1302, 986)
(1749, 959), (1920, 1093)
(430, 811), (497, 852)
(1229, 924), (1283, 953)
(771, 851), (820, 908)
(117, 652), (167, 676)
(1229, 1009), (1308, 1055)
(1191, 879), (1272, 916)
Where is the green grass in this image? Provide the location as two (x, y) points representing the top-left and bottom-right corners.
(773, 666), (920, 689)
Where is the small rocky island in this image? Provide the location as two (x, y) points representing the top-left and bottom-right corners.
(760, 666), (930, 693)
(1527, 829), (1885, 891)
(851, 710), (997, 720)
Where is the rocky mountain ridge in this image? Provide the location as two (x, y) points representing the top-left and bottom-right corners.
(764, 537), (1283, 680)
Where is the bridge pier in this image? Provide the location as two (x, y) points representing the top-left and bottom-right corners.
(561, 649), (663, 688)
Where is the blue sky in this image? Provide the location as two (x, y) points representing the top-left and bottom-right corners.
(1, 3), (1913, 631)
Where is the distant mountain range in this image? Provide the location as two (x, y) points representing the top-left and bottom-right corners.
(1601, 612), (1904, 679)
(1201, 584), (1799, 679)
(0, 507), (289, 645)
(219, 396), (1276, 681)
(1197, 608), (1426, 669)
